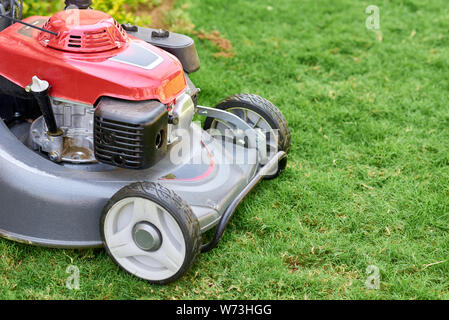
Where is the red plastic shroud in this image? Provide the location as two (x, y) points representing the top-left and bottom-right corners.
(0, 10), (187, 105)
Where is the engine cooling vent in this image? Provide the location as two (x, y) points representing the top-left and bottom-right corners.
(38, 9), (128, 53)
(94, 116), (146, 168)
(94, 97), (168, 170)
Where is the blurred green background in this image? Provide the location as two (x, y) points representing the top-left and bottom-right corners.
(23, 0), (157, 25)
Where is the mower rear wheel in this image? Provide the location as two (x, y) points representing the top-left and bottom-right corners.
(204, 93), (291, 179)
(100, 182), (201, 284)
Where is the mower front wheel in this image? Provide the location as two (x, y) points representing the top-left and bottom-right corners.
(204, 93), (291, 179)
(100, 182), (201, 284)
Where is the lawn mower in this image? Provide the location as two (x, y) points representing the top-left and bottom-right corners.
(0, 0), (291, 284)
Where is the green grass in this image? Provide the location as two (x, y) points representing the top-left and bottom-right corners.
(1, 0), (449, 299)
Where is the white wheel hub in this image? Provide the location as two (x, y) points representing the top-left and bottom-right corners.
(103, 197), (186, 281)
(133, 222), (162, 251)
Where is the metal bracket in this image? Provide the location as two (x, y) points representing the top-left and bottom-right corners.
(195, 105), (267, 162)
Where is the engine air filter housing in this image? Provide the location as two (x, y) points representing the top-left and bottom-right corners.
(38, 9), (128, 53)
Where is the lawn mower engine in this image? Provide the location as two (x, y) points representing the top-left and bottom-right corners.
(0, 4), (197, 168)
(0, 0), (291, 284)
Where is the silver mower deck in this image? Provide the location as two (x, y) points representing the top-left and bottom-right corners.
(0, 118), (282, 249)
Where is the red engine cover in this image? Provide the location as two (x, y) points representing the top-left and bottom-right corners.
(0, 10), (187, 105)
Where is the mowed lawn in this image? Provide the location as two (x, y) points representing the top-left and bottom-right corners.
(1, 0), (449, 299)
